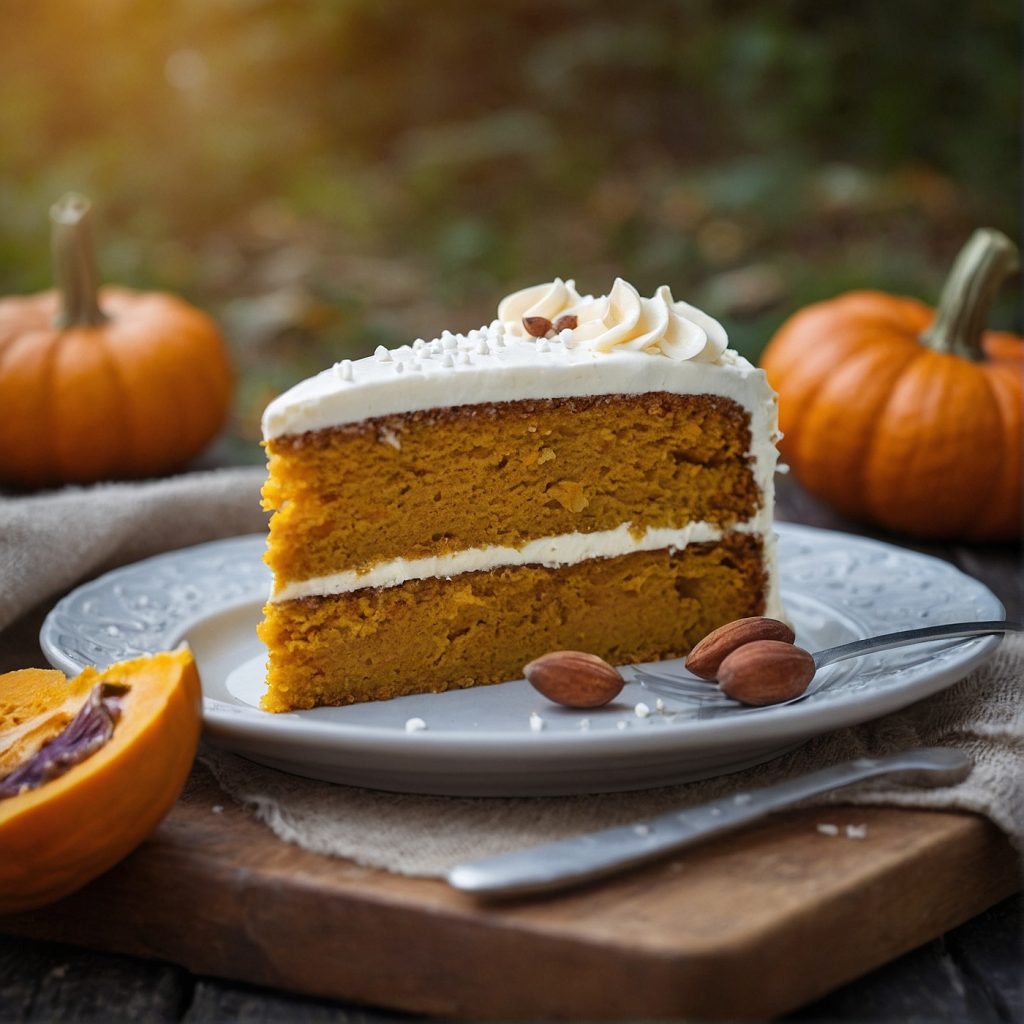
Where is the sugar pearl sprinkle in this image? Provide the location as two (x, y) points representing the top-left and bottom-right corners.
(405, 717), (427, 733)
(634, 702), (651, 718)
(816, 823), (840, 837)
(529, 711), (545, 733)
(374, 345), (392, 363)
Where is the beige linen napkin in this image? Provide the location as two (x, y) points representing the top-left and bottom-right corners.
(1, 470), (1021, 877)
(0, 467), (266, 633)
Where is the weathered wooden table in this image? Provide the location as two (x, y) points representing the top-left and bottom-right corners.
(1, 477), (1021, 1022)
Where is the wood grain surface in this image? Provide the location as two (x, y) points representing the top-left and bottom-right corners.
(1, 477), (1021, 1021)
(2, 762), (1019, 1020)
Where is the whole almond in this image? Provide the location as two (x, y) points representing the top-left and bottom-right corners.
(524, 651), (624, 708)
(553, 314), (578, 332)
(685, 616), (796, 680)
(717, 640), (815, 706)
(523, 315), (553, 338)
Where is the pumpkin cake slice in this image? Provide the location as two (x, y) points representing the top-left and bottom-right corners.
(259, 278), (782, 711)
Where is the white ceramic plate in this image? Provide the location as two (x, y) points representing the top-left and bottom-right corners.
(41, 524), (1002, 796)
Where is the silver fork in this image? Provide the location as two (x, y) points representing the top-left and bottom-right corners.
(628, 619), (1020, 714)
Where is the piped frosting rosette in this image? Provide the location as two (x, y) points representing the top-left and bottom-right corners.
(498, 277), (728, 364)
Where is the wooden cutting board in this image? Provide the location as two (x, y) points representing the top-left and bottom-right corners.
(1, 761), (1018, 1020)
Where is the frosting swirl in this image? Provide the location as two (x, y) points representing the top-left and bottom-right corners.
(496, 278), (582, 325)
(498, 277), (727, 363)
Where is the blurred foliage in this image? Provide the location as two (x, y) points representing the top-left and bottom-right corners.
(0, 0), (1019, 462)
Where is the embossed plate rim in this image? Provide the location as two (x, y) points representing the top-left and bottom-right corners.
(41, 523), (1003, 768)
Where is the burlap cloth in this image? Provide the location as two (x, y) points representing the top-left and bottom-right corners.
(2, 469), (1022, 878)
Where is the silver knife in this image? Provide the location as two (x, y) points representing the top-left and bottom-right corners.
(446, 747), (972, 899)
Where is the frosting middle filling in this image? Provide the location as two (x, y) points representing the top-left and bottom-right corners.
(270, 513), (781, 619)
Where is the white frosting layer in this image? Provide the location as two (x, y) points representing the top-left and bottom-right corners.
(262, 327), (772, 442)
(271, 517), (783, 621)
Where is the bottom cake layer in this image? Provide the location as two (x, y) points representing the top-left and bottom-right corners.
(258, 534), (766, 712)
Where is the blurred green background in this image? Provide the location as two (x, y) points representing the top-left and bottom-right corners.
(1, 0), (1019, 462)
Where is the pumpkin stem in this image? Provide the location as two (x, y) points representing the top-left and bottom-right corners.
(50, 193), (109, 328)
(920, 228), (1019, 360)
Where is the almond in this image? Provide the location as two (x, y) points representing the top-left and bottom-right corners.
(553, 314), (578, 332)
(685, 616), (796, 680)
(717, 640), (815, 706)
(524, 651), (624, 708)
(523, 316), (552, 338)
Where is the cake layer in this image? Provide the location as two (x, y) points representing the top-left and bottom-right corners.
(258, 534), (766, 712)
(263, 393), (759, 587)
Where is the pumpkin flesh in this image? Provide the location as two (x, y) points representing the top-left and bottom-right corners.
(0, 649), (202, 914)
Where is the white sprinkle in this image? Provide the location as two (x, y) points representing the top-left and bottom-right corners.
(374, 345), (392, 363)
(394, 361), (405, 374)
(379, 426), (401, 450)
(817, 823), (840, 837)
(442, 337), (457, 351)
(493, 333), (506, 348)
(776, 463), (791, 475)
(634, 823), (652, 836)
(709, 807), (723, 817)
(413, 338), (426, 351)
(490, 319), (503, 331)
(733, 793), (752, 805)
(212, 804), (224, 814)
(537, 339), (550, 353)
(430, 341), (444, 355)
(558, 329), (573, 344)
(441, 353), (455, 368)
(846, 824), (868, 839)
(578, 718), (591, 731)
(405, 717), (427, 733)
(616, 720), (629, 730)
(334, 359), (353, 382)
(655, 698), (666, 713)
(409, 359), (422, 372)
(634, 702), (651, 718)
(441, 329), (455, 342)
(529, 711), (545, 733)
(458, 352), (471, 365)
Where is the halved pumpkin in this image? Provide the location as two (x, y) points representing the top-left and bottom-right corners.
(0, 648), (202, 914)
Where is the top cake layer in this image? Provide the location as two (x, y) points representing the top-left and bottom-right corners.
(261, 278), (782, 618)
(262, 277), (777, 453)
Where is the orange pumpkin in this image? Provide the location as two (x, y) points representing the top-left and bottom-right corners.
(761, 229), (1022, 541)
(0, 194), (232, 488)
(0, 649), (202, 914)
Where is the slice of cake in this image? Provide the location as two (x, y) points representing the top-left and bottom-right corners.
(258, 278), (782, 711)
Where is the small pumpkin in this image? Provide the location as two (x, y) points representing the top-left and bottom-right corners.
(761, 229), (1021, 541)
(0, 194), (232, 487)
(0, 648), (201, 914)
